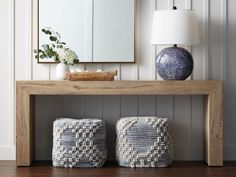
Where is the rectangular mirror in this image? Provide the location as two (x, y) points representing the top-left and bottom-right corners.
(38, 0), (135, 63)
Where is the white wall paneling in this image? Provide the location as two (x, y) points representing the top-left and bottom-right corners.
(208, 0), (224, 80)
(35, 96), (63, 160)
(102, 96), (121, 160)
(224, 0), (236, 160)
(32, 0), (49, 80)
(0, 0), (15, 160)
(136, 0), (156, 81)
(190, 96), (204, 160)
(0, 0), (233, 160)
(15, 0), (32, 80)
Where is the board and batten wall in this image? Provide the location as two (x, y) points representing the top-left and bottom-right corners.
(1, 0), (235, 160)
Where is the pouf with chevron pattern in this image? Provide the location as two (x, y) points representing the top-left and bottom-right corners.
(116, 116), (172, 168)
(52, 118), (107, 168)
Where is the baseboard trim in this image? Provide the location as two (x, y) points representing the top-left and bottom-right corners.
(0, 146), (16, 160)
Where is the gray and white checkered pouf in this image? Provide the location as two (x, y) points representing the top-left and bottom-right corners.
(52, 118), (107, 168)
(116, 116), (172, 168)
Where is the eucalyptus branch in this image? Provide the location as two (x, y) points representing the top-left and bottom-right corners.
(34, 28), (78, 65)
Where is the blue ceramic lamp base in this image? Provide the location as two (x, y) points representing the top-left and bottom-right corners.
(156, 46), (194, 80)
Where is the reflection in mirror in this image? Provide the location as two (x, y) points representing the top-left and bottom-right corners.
(39, 0), (135, 63)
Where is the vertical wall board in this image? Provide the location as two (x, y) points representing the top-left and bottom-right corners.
(0, 0), (15, 158)
(138, 96), (156, 116)
(191, 0), (205, 80)
(173, 96), (192, 160)
(62, 96), (85, 118)
(32, 0), (50, 80)
(136, 0), (156, 81)
(15, 0), (32, 80)
(102, 96), (121, 160)
(189, 96), (204, 160)
(84, 96), (103, 119)
(120, 96), (138, 117)
(208, 0), (223, 80)
(224, 0), (236, 160)
(120, 64), (138, 80)
(35, 96), (63, 160)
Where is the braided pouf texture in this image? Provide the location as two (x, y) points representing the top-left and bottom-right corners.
(116, 116), (172, 168)
(52, 118), (107, 168)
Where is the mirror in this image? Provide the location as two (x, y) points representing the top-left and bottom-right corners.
(38, 0), (135, 63)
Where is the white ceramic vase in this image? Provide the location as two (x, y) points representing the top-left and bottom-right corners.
(56, 63), (69, 80)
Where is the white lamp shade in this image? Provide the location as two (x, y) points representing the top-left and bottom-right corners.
(151, 10), (200, 45)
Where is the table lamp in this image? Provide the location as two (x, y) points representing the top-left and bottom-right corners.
(151, 7), (199, 80)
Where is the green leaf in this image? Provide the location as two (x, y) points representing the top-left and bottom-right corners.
(57, 45), (63, 48)
(49, 36), (57, 41)
(35, 55), (38, 59)
(45, 49), (51, 56)
(40, 55), (45, 59)
(74, 59), (79, 63)
(33, 49), (38, 54)
(54, 58), (60, 62)
(45, 30), (50, 35)
(42, 44), (49, 50)
(48, 52), (53, 58)
(41, 50), (46, 56)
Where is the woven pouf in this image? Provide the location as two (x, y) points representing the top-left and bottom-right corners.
(116, 116), (172, 168)
(52, 118), (107, 168)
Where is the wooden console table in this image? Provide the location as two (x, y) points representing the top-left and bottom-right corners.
(16, 80), (223, 166)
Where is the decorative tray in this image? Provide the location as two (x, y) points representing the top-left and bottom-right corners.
(66, 70), (117, 81)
